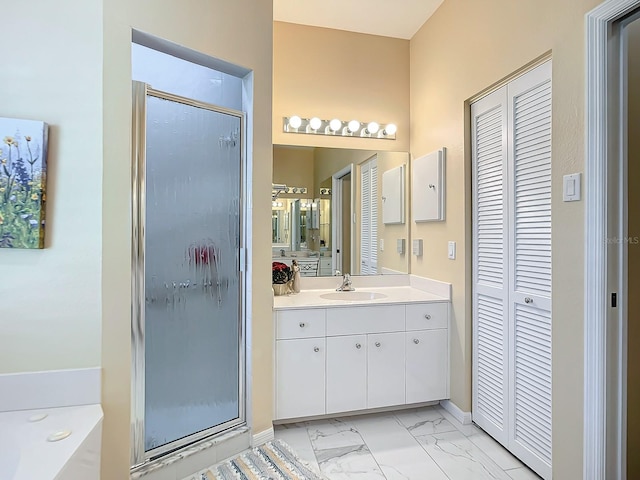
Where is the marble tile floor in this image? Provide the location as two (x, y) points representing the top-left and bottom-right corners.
(274, 405), (541, 480)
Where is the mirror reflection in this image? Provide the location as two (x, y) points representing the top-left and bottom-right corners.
(272, 145), (410, 277)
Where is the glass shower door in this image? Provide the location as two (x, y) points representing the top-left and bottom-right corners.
(131, 83), (245, 463)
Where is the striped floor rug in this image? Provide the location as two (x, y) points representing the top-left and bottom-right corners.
(186, 439), (328, 480)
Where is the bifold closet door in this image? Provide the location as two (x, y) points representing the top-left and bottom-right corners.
(506, 61), (552, 480)
(360, 157), (378, 275)
(471, 86), (510, 447)
(472, 61), (552, 480)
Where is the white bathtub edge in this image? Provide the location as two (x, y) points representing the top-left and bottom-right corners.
(0, 367), (101, 412)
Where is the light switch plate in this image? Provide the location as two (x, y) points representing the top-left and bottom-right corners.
(380, 239), (384, 251)
(412, 239), (423, 256)
(448, 241), (456, 260)
(563, 173), (582, 202)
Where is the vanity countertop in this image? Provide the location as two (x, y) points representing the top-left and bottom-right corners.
(273, 286), (448, 310)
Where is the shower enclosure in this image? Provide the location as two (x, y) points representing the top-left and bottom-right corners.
(130, 82), (246, 466)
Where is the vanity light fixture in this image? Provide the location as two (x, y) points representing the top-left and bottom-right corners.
(379, 123), (397, 138)
(365, 122), (380, 136)
(329, 119), (341, 131)
(283, 116), (397, 140)
(308, 117), (322, 131)
(347, 119), (361, 134)
(287, 115), (302, 131)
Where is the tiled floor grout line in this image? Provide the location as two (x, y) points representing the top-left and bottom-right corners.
(390, 410), (454, 480)
(278, 406), (534, 480)
(302, 421), (324, 473)
(348, 416), (390, 480)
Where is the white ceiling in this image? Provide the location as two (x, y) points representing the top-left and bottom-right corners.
(273, 0), (445, 40)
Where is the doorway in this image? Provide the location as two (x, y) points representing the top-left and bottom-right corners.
(585, 1), (640, 478)
(625, 12), (640, 479)
(332, 165), (353, 274)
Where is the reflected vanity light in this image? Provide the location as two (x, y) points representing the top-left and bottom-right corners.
(283, 116), (397, 140)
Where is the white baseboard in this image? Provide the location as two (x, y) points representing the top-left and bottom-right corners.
(440, 400), (472, 425)
(252, 427), (274, 446)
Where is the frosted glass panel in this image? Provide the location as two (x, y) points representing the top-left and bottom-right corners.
(132, 43), (243, 110)
(144, 95), (241, 452)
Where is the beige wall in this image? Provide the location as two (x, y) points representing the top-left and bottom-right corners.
(273, 22), (410, 153)
(0, 0), (103, 374)
(377, 151), (411, 274)
(273, 146), (315, 193)
(410, 0), (600, 477)
(102, 1), (273, 478)
(312, 148), (410, 275)
(627, 17), (640, 480)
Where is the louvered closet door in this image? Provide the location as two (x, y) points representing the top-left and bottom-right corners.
(471, 87), (510, 446)
(472, 60), (552, 480)
(360, 157), (378, 274)
(507, 61), (552, 480)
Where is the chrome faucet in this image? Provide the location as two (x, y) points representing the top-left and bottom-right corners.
(336, 273), (355, 292)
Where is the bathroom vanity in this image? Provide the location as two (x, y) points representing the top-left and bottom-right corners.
(272, 280), (450, 421)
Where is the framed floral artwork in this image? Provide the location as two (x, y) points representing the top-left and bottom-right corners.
(0, 117), (48, 248)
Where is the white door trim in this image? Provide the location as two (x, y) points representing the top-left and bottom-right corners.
(332, 164), (353, 274)
(585, 1), (640, 478)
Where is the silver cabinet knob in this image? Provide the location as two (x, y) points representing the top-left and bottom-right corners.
(524, 297), (533, 304)
(314, 347), (320, 353)
(414, 338), (420, 344)
(375, 342), (381, 347)
(299, 322), (305, 328)
(356, 343), (361, 349)
(424, 314), (432, 320)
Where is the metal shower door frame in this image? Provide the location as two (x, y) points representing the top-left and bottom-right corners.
(130, 81), (247, 468)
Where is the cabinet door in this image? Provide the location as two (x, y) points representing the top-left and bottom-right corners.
(319, 258), (332, 276)
(276, 338), (325, 420)
(367, 332), (405, 408)
(327, 335), (367, 414)
(406, 329), (448, 404)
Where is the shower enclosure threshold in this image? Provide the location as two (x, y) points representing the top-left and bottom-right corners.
(130, 425), (250, 480)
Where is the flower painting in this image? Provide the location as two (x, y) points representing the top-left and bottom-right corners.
(0, 117), (48, 249)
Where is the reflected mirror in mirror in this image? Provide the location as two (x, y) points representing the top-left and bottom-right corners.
(272, 145), (410, 277)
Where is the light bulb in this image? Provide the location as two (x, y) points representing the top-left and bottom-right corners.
(329, 118), (342, 132)
(309, 117), (322, 130)
(348, 120), (361, 133)
(384, 123), (397, 136)
(366, 122), (380, 134)
(288, 115), (302, 129)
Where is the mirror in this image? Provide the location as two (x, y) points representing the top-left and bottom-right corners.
(273, 145), (410, 276)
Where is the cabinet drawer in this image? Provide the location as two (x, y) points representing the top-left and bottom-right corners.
(405, 302), (448, 331)
(326, 305), (405, 336)
(277, 309), (326, 339)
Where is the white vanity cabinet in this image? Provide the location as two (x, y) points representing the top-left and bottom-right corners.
(367, 332), (406, 408)
(326, 335), (367, 413)
(319, 257), (332, 276)
(274, 300), (449, 420)
(405, 329), (448, 403)
(405, 302), (449, 403)
(275, 309), (327, 419)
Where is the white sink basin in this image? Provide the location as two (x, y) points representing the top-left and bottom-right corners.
(320, 291), (388, 301)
